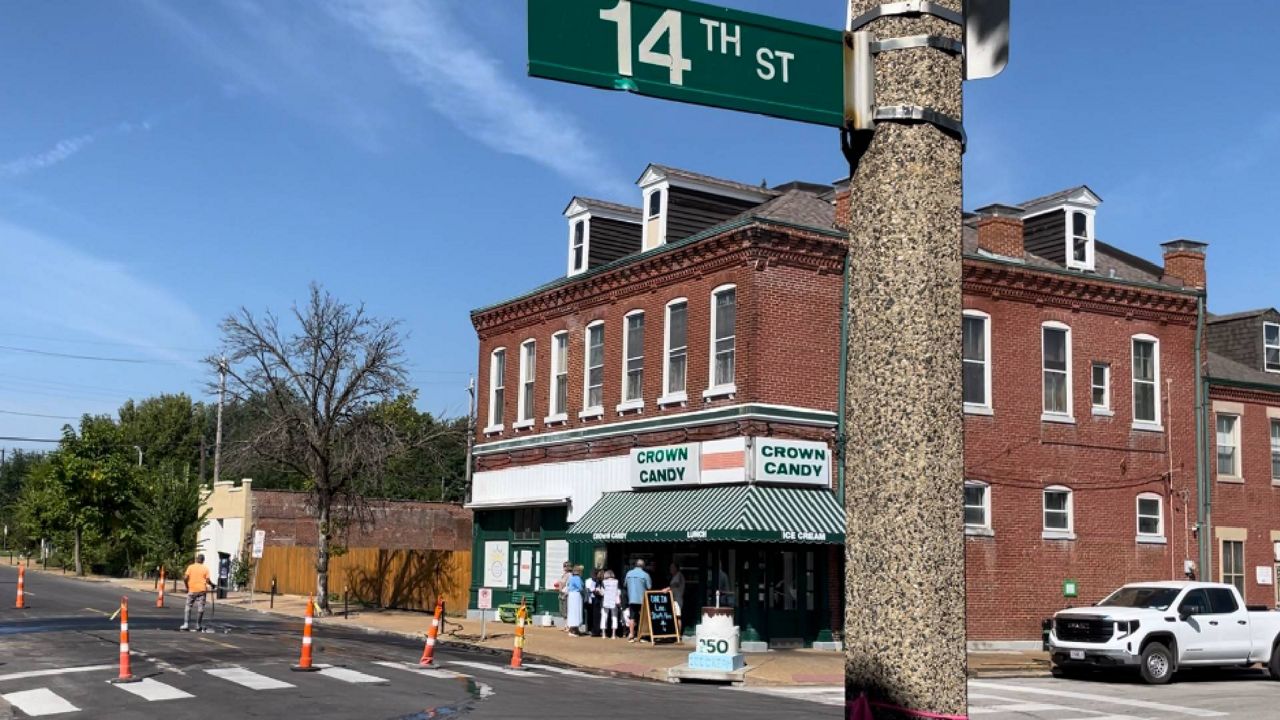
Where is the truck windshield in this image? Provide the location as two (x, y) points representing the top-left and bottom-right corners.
(1099, 586), (1181, 610)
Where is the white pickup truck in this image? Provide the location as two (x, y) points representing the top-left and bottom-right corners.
(1048, 581), (1280, 684)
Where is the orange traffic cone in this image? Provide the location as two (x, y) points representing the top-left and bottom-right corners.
(291, 596), (320, 671)
(509, 599), (528, 670)
(15, 565), (25, 609)
(109, 597), (140, 684)
(156, 568), (166, 608)
(419, 598), (443, 666)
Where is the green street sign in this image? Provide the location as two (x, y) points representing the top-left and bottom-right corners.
(528, 0), (845, 127)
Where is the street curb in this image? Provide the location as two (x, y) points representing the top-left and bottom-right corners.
(0, 695), (13, 720)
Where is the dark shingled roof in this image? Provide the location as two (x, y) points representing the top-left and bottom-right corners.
(566, 196), (641, 221)
(644, 164), (780, 198)
(1207, 351), (1280, 389)
(727, 189), (835, 229)
(1017, 184), (1100, 211)
(1208, 308), (1275, 324)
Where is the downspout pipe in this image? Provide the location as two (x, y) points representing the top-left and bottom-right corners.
(1195, 294), (1211, 578)
(837, 251), (850, 505)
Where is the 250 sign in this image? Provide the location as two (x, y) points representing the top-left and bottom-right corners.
(698, 638), (731, 654)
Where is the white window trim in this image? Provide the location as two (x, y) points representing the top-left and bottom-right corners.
(1042, 485), (1075, 540)
(962, 310), (992, 415)
(619, 309), (645, 413)
(1131, 334), (1163, 431)
(641, 184), (669, 250)
(1265, 322), (1280, 374)
(708, 284), (737, 395)
(1091, 362), (1112, 416)
(546, 331), (569, 424)
(485, 347), (506, 434)
(964, 480), (993, 536)
(582, 320), (605, 416)
(567, 216), (590, 276)
(1216, 412), (1242, 482)
(1041, 321), (1074, 423)
(1064, 208), (1095, 272)
(661, 297), (689, 406)
(1271, 418), (1280, 485)
(516, 338), (536, 426)
(1135, 492), (1166, 544)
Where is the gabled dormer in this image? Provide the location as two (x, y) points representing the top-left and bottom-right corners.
(563, 197), (641, 277)
(636, 164), (776, 251)
(1206, 308), (1280, 375)
(1019, 186), (1102, 272)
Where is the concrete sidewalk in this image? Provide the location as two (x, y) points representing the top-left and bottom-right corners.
(3, 557), (1050, 685)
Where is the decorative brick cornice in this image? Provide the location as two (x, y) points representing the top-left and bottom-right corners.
(963, 256), (1200, 324)
(1207, 381), (1280, 405)
(473, 220), (845, 335)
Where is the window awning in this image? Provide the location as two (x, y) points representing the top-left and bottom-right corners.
(566, 485), (844, 544)
(465, 496), (569, 511)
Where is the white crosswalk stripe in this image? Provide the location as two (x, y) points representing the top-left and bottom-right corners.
(205, 667), (296, 690)
(968, 681), (1228, 718)
(524, 663), (599, 678)
(372, 660), (468, 680)
(315, 667), (388, 684)
(727, 686), (844, 707)
(109, 677), (194, 701)
(2, 687), (80, 716)
(447, 660), (546, 677)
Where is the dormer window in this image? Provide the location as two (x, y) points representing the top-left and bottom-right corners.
(1067, 210), (1094, 271)
(1265, 322), (1280, 373)
(642, 187), (666, 251)
(568, 218), (587, 276)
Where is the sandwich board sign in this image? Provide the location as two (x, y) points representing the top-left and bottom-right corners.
(639, 589), (681, 644)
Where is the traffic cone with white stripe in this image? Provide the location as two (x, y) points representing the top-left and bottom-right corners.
(291, 595), (320, 671)
(156, 567), (166, 608)
(109, 596), (140, 684)
(509, 599), (528, 671)
(419, 598), (443, 666)
(14, 565), (24, 609)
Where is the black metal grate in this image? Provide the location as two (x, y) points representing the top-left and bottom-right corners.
(1055, 617), (1113, 643)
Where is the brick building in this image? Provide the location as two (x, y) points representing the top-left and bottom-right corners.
(467, 164), (1210, 646)
(1205, 308), (1280, 608)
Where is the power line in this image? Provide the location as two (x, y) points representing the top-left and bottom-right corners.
(0, 343), (167, 364)
(0, 436), (61, 444)
(0, 409), (79, 420)
(0, 331), (206, 354)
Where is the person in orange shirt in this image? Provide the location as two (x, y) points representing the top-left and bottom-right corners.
(181, 554), (212, 632)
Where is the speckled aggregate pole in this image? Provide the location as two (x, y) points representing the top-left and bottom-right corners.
(843, 0), (967, 717)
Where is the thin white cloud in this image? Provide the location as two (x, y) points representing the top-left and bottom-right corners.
(326, 0), (631, 197)
(1, 122), (154, 179)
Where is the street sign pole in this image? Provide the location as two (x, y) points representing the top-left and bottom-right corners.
(250, 530), (265, 609)
(841, 1), (967, 717)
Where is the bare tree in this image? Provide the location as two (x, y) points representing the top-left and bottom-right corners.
(213, 284), (409, 614)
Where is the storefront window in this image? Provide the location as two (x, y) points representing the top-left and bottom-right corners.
(513, 508), (540, 541)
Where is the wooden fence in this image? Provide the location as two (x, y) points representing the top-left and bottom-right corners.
(252, 546), (471, 613)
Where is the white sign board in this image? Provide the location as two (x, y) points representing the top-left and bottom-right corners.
(518, 549), (534, 587)
(477, 587), (493, 610)
(752, 439), (831, 486)
(483, 540), (509, 588)
(1257, 566), (1273, 586)
(544, 539), (570, 590)
(251, 530), (266, 559)
(630, 443), (700, 488)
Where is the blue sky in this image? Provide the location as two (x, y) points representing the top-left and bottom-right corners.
(2, 1), (1277, 449)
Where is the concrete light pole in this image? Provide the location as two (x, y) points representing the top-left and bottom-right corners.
(842, 0), (967, 716)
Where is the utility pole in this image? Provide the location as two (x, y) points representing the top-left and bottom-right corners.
(464, 376), (475, 504)
(842, 0), (967, 717)
(213, 355), (227, 485)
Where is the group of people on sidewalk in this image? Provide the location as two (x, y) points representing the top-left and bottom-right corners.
(556, 559), (685, 641)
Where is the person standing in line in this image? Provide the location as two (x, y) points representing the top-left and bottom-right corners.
(624, 558), (651, 642)
(181, 553), (212, 632)
(584, 568), (600, 637)
(565, 565), (585, 636)
(665, 562), (686, 628)
(599, 569), (621, 639)
(556, 561), (572, 632)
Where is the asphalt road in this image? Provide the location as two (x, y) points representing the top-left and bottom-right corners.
(0, 564), (833, 719)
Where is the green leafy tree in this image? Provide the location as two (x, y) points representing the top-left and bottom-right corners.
(118, 394), (205, 471)
(133, 463), (210, 576)
(14, 459), (70, 557)
(375, 395), (467, 502)
(45, 417), (138, 575)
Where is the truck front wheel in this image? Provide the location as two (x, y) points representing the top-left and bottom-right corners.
(1140, 642), (1175, 684)
(1269, 644), (1280, 681)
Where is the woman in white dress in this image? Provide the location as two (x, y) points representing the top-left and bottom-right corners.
(599, 570), (622, 639)
(565, 564), (585, 635)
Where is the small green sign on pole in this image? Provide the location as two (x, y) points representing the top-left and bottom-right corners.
(1063, 579), (1078, 598)
(528, 0), (845, 127)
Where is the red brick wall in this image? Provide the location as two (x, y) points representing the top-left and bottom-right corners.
(251, 490), (472, 552)
(1207, 386), (1280, 609)
(963, 285), (1200, 640)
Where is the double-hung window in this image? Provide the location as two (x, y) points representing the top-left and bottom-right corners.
(582, 322), (605, 416)
(1043, 486), (1074, 538)
(548, 331), (568, 420)
(1091, 362), (1111, 414)
(662, 299), (688, 402)
(1217, 414), (1240, 478)
(1132, 336), (1160, 428)
(569, 220), (586, 275)
(964, 481), (991, 534)
(486, 348), (506, 432)
(1266, 323), (1280, 373)
(1042, 323), (1072, 420)
(621, 311), (644, 408)
(1271, 419), (1280, 482)
(1221, 539), (1245, 595)
(962, 311), (991, 412)
(707, 285), (736, 395)
(516, 340), (536, 426)
(1136, 493), (1164, 542)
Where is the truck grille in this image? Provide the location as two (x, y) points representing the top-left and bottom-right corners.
(1055, 617), (1113, 643)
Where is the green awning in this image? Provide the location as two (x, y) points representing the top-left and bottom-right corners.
(567, 485), (844, 544)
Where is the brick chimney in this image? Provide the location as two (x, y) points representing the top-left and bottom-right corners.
(974, 203), (1025, 259)
(1161, 239), (1208, 289)
(831, 178), (850, 230)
